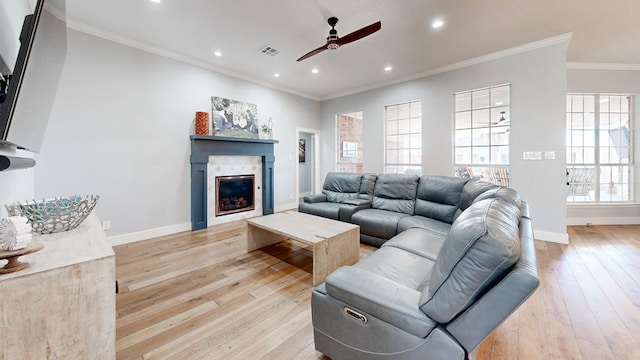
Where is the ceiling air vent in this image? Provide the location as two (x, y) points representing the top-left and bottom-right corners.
(259, 46), (280, 57)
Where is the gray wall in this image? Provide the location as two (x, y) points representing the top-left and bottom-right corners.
(35, 29), (320, 237)
(6, 22), (638, 241)
(566, 69), (640, 224)
(321, 40), (570, 242)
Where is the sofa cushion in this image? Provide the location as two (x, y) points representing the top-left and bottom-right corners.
(351, 208), (411, 240)
(473, 186), (522, 209)
(358, 173), (378, 201)
(371, 174), (419, 215)
(397, 216), (451, 236)
(321, 172), (363, 203)
(298, 202), (342, 220)
(419, 198), (522, 323)
(353, 246), (436, 290)
(381, 228), (447, 262)
(414, 175), (468, 224)
(458, 180), (499, 212)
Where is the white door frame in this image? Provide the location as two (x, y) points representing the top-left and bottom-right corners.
(296, 127), (321, 201)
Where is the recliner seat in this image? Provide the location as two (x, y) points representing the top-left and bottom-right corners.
(312, 197), (539, 359)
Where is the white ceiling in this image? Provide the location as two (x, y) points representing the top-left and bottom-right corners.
(56, 0), (640, 100)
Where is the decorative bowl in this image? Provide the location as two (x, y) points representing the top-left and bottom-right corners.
(5, 195), (100, 234)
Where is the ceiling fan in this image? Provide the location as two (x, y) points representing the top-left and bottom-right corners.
(297, 17), (382, 62)
(492, 111), (509, 125)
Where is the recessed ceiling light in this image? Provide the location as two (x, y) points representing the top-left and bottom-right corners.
(431, 19), (444, 29)
(384, 66), (392, 72)
(312, 68), (319, 74)
(274, 73), (280, 78)
(150, 0), (160, 3)
(214, 51), (222, 57)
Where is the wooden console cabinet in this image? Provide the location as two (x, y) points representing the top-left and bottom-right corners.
(0, 213), (115, 358)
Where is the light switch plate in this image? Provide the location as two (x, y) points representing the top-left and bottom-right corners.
(523, 151), (542, 160)
(544, 151), (556, 160)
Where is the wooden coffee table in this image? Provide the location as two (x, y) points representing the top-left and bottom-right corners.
(247, 211), (360, 285)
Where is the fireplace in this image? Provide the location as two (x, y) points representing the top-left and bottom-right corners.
(190, 135), (277, 230)
(215, 175), (255, 216)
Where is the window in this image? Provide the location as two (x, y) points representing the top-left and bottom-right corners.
(336, 111), (363, 173)
(384, 101), (422, 174)
(453, 84), (511, 186)
(566, 94), (634, 202)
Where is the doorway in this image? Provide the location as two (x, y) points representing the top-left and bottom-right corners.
(296, 128), (321, 202)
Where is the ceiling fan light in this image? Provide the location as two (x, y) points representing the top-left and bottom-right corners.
(327, 43), (340, 50)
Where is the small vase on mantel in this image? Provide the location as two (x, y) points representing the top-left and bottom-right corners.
(260, 118), (273, 140)
(195, 111), (210, 135)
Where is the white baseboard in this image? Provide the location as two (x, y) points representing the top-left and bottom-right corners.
(108, 222), (192, 246)
(108, 208), (582, 247)
(276, 202), (298, 213)
(534, 229), (569, 244)
(567, 217), (640, 226)
(108, 204), (299, 247)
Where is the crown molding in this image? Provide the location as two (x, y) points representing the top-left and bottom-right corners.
(322, 33), (574, 100)
(63, 19), (576, 103)
(567, 62), (640, 71)
(65, 19), (322, 102)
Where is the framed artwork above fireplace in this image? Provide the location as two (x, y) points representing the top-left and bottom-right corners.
(211, 96), (259, 139)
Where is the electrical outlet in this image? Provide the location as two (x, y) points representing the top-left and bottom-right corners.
(289, 193), (293, 200)
(102, 221), (111, 230)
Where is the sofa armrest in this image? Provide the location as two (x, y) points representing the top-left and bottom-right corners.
(325, 266), (436, 338)
(338, 201), (371, 222)
(304, 194), (327, 203)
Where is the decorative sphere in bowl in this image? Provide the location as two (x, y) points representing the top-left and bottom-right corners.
(5, 195), (100, 234)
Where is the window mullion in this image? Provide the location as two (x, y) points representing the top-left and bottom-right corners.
(594, 95), (600, 201)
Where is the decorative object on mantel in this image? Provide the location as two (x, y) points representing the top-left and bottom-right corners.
(0, 216), (32, 251)
(195, 111), (210, 135)
(260, 117), (273, 140)
(211, 96), (259, 139)
(0, 242), (43, 274)
(6, 195), (100, 234)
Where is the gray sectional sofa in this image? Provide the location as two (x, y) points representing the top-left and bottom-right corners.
(299, 172), (539, 359)
(298, 172), (377, 222)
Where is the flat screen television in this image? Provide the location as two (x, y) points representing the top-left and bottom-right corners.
(0, 0), (67, 153)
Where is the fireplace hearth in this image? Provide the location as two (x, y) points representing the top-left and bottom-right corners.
(216, 175), (255, 216)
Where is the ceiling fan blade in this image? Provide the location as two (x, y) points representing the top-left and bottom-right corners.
(297, 42), (330, 61)
(335, 21), (381, 46)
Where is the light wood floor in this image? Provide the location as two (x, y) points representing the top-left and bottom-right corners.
(114, 222), (640, 360)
